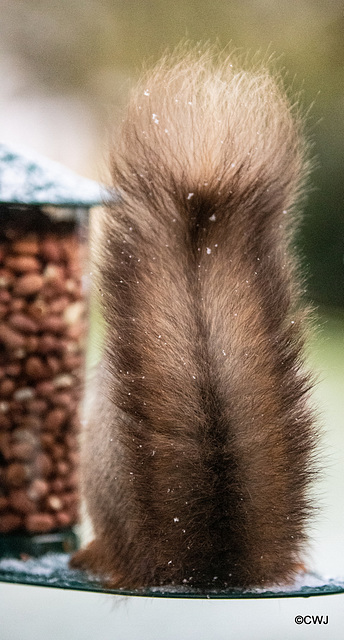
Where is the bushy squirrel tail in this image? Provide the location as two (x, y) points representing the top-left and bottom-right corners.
(84, 48), (316, 588)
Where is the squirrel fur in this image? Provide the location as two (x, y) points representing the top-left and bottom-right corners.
(71, 48), (317, 589)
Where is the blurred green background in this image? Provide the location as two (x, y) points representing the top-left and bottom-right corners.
(1, 0), (343, 306)
(0, 0), (343, 577)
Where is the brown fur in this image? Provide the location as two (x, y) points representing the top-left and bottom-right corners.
(71, 49), (317, 589)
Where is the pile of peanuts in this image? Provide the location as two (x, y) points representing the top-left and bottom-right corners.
(0, 207), (87, 535)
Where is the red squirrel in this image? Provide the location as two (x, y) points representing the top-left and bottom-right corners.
(70, 48), (318, 589)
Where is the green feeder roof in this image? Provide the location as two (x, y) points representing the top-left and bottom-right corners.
(0, 143), (103, 207)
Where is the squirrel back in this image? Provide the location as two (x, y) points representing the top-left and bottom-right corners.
(72, 49), (317, 589)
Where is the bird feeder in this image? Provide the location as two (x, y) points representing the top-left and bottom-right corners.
(0, 143), (102, 557)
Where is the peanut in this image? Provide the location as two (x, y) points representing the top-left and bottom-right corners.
(12, 237), (39, 255)
(25, 512), (55, 533)
(0, 323), (25, 349)
(8, 313), (39, 333)
(0, 512), (22, 533)
(6, 255), (40, 272)
(44, 408), (67, 431)
(0, 221), (87, 535)
(9, 490), (36, 514)
(14, 273), (44, 296)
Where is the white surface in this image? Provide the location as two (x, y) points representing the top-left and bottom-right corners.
(0, 582), (342, 640)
